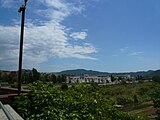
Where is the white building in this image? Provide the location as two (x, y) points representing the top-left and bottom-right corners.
(67, 74), (111, 84)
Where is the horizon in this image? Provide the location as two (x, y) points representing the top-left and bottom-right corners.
(0, 0), (160, 72)
(38, 68), (160, 73)
(0, 68), (159, 74)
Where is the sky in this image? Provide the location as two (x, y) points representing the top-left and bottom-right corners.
(0, 0), (160, 72)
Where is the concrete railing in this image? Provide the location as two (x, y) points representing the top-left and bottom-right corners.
(0, 101), (15, 120)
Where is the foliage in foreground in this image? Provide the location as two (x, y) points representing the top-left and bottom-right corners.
(151, 87), (160, 119)
(15, 81), (146, 120)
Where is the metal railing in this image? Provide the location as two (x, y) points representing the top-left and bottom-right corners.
(0, 101), (15, 120)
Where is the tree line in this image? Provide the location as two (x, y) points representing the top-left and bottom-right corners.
(0, 68), (67, 84)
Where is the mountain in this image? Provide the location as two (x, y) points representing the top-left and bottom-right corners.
(58, 69), (109, 76)
(57, 69), (160, 77)
(148, 70), (160, 77)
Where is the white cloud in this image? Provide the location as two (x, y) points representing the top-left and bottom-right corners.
(120, 48), (125, 52)
(0, 0), (14, 8)
(0, 0), (20, 9)
(130, 52), (144, 56)
(120, 47), (129, 52)
(36, 0), (85, 22)
(70, 32), (87, 40)
(0, 0), (97, 70)
(113, 46), (144, 58)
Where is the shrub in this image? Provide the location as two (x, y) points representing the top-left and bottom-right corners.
(15, 81), (146, 120)
(116, 95), (134, 105)
(61, 83), (68, 90)
(151, 89), (160, 119)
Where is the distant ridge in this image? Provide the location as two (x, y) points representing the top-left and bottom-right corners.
(57, 69), (108, 76)
(1, 69), (160, 77)
(57, 69), (160, 77)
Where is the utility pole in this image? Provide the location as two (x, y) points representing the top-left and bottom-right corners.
(18, 0), (28, 95)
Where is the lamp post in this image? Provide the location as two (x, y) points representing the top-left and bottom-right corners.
(18, 0), (28, 95)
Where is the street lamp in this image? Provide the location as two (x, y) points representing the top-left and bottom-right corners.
(18, 0), (28, 95)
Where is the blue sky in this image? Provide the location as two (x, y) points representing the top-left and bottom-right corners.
(0, 0), (160, 72)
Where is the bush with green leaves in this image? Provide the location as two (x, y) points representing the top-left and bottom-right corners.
(151, 88), (160, 119)
(116, 95), (134, 105)
(15, 81), (146, 120)
(61, 83), (68, 90)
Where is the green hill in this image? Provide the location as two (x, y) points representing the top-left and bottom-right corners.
(58, 69), (108, 76)
(58, 69), (160, 77)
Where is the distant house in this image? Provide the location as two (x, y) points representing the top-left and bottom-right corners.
(114, 74), (131, 80)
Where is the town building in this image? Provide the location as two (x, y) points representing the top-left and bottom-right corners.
(67, 74), (111, 84)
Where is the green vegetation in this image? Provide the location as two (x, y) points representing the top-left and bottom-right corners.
(1, 68), (160, 119)
(14, 81), (155, 120)
(0, 68), (67, 84)
(97, 82), (160, 119)
(151, 85), (160, 119)
(152, 76), (160, 83)
(0, 72), (17, 84)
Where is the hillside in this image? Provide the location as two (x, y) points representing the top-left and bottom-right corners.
(58, 69), (109, 76)
(58, 69), (160, 77)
